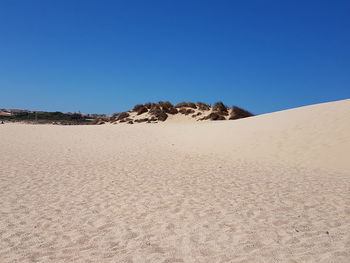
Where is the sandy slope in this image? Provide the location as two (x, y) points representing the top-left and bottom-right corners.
(0, 99), (349, 262)
(164, 99), (350, 172)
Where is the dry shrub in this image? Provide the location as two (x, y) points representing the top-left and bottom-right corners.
(187, 109), (195, 115)
(175, 102), (197, 109)
(133, 104), (144, 111)
(110, 113), (119, 121)
(137, 106), (148, 115)
(191, 112), (202, 118)
(149, 105), (168, 121)
(127, 120), (134, 124)
(144, 102), (156, 109)
(200, 112), (226, 121)
(157, 111), (168, 121)
(212, 102), (228, 115)
(178, 108), (195, 115)
(158, 101), (178, 114)
(196, 102), (210, 111)
(178, 108), (186, 114)
(149, 104), (161, 114)
(133, 104), (148, 115)
(158, 101), (173, 108)
(167, 107), (178, 114)
(229, 106), (254, 120)
(119, 117), (132, 123)
(135, 118), (149, 123)
(115, 112), (130, 121)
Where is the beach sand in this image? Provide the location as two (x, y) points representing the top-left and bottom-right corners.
(0, 99), (349, 262)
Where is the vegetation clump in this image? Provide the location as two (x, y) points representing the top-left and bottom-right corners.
(212, 102), (228, 115)
(200, 112), (226, 121)
(149, 105), (168, 121)
(158, 101), (178, 114)
(167, 107), (178, 114)
(133, 104), (148, 115)
(144, 102), (156, 109)
(192, 112), (202, 118)
(119, 117), (132, 123)
(115, 112), (130, 121)
(158, 101), (173, 109)
(149, 104), (161, 114)
(110, 100), (254, 124)
(110, 114), (118, 122)
(133, 104), (144, 111)
(135, 118), (149, 123)
(175, 102), (197, 109)
(196, 102), (210, 111)
(155, 111), (168, 121)
(179, 108), (195, 115)
(229, 106), (254, 120)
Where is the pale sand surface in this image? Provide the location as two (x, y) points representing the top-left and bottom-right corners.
(0, 99), (349, 262)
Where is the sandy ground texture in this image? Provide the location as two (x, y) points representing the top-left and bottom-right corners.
(0, 99), (349, 263)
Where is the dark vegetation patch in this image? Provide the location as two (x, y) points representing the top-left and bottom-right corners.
(149, 104), (161, 114)
(196, 102), (210, 111)
(155, 112), (168, 121)
(115, 112), (130, 121)
(133, 104), (144, 111)
(179, 108), (195, 115)
(158, 101), (178, 114)
(149, 105), (168, 121)
(133, 104), (148, 115)
(175, 102), (197, 109)
(144, 102), (156, 109)
(158, 101), (173, 109)
(110, 114), (118, 122)
(229, 106), (254, 120)
(130, 101), (176, 121)
(212, 102), (228, 115)
(112, 101), (254, 123)
(167, 107), (178, 114)
(200, 112), (226, 121)
(135, 118), (149, 123)
(192, 112), (202, 118)
(119, 117), (132, 123)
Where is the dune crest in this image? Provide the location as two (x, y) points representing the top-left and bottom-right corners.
(165, 99), (350, 172)
(110, 101), (254, 124)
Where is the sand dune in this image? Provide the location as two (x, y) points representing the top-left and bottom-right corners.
(164, 99), (350, 172)
(0, 99), (349, 262)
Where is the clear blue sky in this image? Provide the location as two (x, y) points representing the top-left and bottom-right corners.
(0, 0), (349, 114)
